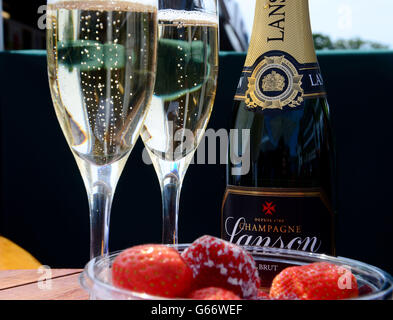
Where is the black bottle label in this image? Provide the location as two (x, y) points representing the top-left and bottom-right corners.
(222, 186), (335, 287)
(222, 186), (334, 253)
(235, 51), (326, 112)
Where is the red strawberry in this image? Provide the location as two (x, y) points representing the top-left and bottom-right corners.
(270, 262), (359, 300)
(112, 244), (193, 298)
(269, 266), (300, 300)
(188, 287), (241, 300)
(181, 235), (260, 299)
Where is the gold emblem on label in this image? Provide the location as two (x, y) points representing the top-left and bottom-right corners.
(245, 56), (304, 110)
(262, 71), (286, 92)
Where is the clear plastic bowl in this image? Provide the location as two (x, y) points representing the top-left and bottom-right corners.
(79, 245), (393, 300)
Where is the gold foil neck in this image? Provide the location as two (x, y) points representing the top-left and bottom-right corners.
(245, 0), (317, 67)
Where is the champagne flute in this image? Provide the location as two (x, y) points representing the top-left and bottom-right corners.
(140, 0), (219, 244)
(47, 0), (158, 259)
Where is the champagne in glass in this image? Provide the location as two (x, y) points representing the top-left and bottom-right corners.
(47, 0), (157, 258)
(140, 3), (219, 244)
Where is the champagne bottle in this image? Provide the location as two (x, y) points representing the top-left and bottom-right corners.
(222, 0), (336, 282)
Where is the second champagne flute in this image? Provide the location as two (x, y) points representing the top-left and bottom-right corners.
(140, 0), (219, 244)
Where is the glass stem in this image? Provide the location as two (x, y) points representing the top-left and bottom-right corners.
(161, 171), (182, 245)
(76, 157), (127, 260)
(88, 181), (113, 259)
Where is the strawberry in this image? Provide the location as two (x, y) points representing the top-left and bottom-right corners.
(181, 235), (260, 299)
(269, 266), (300, 300)
(112, 244), (193, 298)
(270, 262), (359, 300)
(188, 287), (241, 300)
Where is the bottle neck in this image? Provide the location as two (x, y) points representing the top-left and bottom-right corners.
(245, 0), (316, 66)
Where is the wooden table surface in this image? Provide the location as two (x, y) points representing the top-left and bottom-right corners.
(0, 269), (89, 300)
